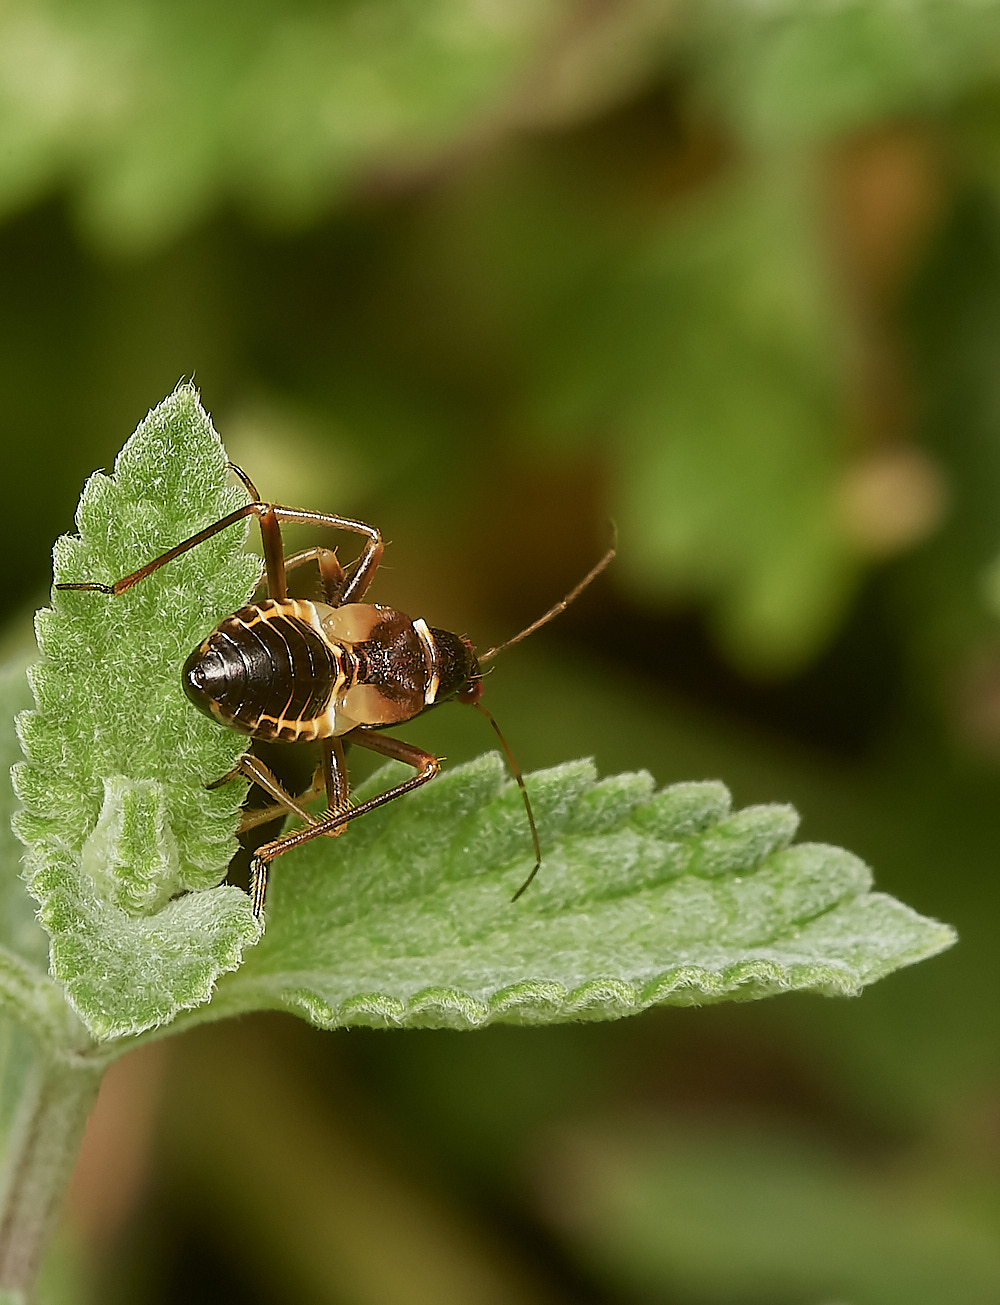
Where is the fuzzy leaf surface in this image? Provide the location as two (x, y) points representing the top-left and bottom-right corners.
(10, 389), (955, 1045)
(13, 386), (262, 1040)
(199, 756), (956, 1033)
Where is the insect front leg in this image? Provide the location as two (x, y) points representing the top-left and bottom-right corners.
(247, 731), (440, 918)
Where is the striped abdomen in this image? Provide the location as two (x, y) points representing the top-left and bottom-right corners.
(183, 598), (349, 742)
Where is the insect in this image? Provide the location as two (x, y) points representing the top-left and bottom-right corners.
(58, 465), (614, 918)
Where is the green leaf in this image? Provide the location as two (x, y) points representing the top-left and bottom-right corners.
(0, 656), (77, 1047)
(0, 657), (48, 969)
(0, 0), (560, 253)
(198, 755), (955, 1033)
(13, 386), (953, 1045)
(13, 385), (262, 1040)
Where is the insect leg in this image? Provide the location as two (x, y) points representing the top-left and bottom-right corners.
(281, 547), (349, 605)
(57, 478), (381, 602)
(222, 464), (289, 598)
(245, 737), (352, 913)
(256, 507), (287, 600)
(238, 787), (322, 833)
(322, 736), (351, 816)
(247, 731), (439, 917)
(271, 508), (382, 603)
(56, 502), (270, 596)
(208, 752), (322, 829)
(238, 737), (350, 830)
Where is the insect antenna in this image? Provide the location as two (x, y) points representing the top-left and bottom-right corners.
(471, 701), (541, 901)
(478, 540), (616, 665)
(470, 538), (616, 899)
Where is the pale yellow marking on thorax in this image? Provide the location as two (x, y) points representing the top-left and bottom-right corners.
(413, 617), (440, 704)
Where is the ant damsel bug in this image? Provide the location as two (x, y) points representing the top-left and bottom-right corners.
(58, 465), (614, 918)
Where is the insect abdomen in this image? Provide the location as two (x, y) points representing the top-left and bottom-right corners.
(183, 599), (347, 742)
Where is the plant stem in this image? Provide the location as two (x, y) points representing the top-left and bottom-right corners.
(0, 1025), (102, 1299)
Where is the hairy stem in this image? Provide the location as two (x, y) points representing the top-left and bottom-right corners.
(0, 1028), (102, 1297)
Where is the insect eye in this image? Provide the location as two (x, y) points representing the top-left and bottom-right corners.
(457, 679), (483, 706)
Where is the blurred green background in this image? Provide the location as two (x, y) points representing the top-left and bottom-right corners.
(3, 2), (999, 1302)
